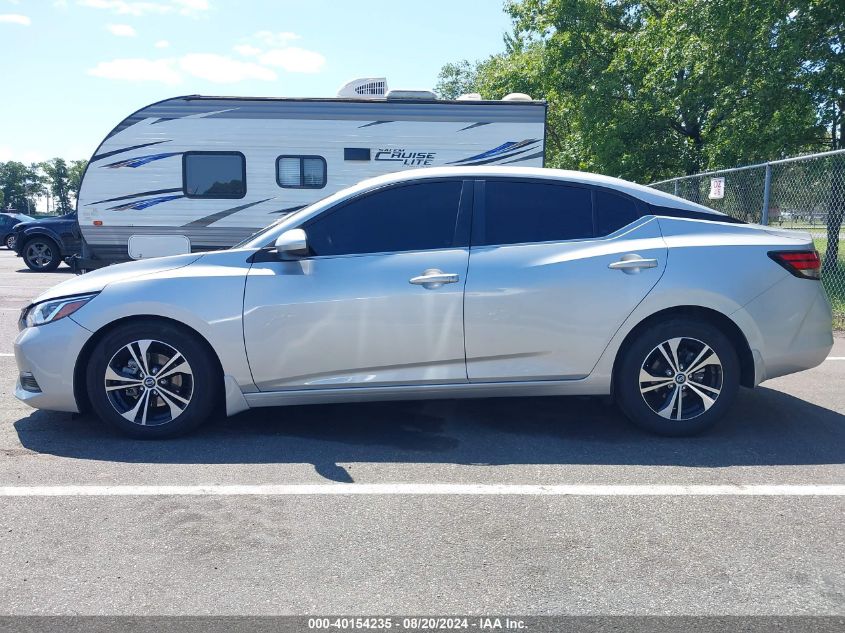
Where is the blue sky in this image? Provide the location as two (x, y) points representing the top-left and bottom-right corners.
(0, 0), (513, 163)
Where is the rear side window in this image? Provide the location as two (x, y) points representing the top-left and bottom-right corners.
(183, 152), (246, 199)
(481, 180), (593, 246)
(306, 181), (463, 256)
(595, 189), (640, 235)
(277, 155), (327, 189)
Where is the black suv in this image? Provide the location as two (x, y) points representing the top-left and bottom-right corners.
(12, 212), (83, 272)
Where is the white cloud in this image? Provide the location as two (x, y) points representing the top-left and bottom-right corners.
(77, 0), (208, 17)
(0, 146), (46, 164)
(259, 47), (325, 73)
(88, 58), (182, 84)
(106, 23), (136, 36)
(233, 44), (260, 57)
(179, 53), (276, 83)
(154, 39), (169, 48)
(253, 30), (300, 47)
(0, 13), (31, 25)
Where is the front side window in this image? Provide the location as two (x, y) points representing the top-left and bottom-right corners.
(277, 155), (327, 189)
(481, 180), (593, 246)
(305, 181), (463, 256)
(183, 152), (246, 199)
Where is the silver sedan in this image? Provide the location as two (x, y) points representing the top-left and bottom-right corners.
(14, 167), (833, 437)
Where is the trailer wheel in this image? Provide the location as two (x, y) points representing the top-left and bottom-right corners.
(22, 237), (61, 272)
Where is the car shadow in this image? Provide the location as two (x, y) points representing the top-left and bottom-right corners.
(14, 267), (74, 274)
(13, 386), (845, 481)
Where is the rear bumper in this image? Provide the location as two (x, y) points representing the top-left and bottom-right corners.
(733, 276), (833, 384)
(13, 317), (92, 413)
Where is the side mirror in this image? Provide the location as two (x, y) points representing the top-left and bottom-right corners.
(274, 228), (308, 260)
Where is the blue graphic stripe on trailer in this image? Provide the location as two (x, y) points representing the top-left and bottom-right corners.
(457, 122), (491, 132)
(90, 140), (171, 162)
(455, 143), (542, 166)
(108, 194), (184, 211)
(103, 152), (182, 169)
(447, 138), (541, 164)
(183, 198), (274, 228)
(500, 151), (545, 165)
(89, 187), (183, 205)
(358, 120), (393, 128)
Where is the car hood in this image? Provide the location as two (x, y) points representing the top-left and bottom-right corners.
(32, 252), (205, 304)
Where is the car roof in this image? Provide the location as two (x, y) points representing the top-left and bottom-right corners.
(348, 166), (722, 215)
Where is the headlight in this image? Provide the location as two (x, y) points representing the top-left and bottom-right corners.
(21, 293), (98, 329)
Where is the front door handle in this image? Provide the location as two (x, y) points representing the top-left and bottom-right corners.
(409, 268), (460, 289)
(608, 254), (658, 274)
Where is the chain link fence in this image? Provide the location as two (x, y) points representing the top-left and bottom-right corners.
(650, 149), (845, 329)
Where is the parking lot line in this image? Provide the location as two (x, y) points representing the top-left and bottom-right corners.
(1, 484), (844, 497)
(824, 356), (845, 360)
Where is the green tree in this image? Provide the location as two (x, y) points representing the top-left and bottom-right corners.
(41, 158), (73, 214)
(437, 0), (833, 182)
(68, 159), (88, 205)
(0, 161), (44, 214)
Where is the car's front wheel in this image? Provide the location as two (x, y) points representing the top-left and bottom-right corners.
(22, 237), (60, 271)
(86, 321), (217, 438)
(615, 318), (740, 436)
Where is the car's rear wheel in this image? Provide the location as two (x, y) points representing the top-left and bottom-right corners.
(86, 321), (217, 438)
(4, 234), (14, 250)
(22, 237), (60, 271)
(615, 318), (740, 436)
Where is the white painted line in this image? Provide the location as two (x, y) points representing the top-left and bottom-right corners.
(824, 356), (845, 361)
(0, 353), (13, 357)
(0, 484), (843, 497)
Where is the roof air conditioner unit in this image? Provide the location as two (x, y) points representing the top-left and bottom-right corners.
(502, 92), (533, 101)
(336, 77), (388, 99)
(385, 89), (437, 100)
(457, 93), (483, 101)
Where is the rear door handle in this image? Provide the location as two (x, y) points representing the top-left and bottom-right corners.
(409, 269), (460, 288)
(608, 255), (658, 274)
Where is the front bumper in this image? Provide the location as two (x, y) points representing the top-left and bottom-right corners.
(14, 316), (92, 412)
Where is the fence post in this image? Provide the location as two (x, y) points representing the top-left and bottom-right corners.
(674, 180), (679, 196)
(761, 163), (772, 225)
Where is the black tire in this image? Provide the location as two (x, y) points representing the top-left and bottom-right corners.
(22, 237), (61, 272)
(86, 320), (218, 438)
(615, 318), (740, 436)
(3, 234), (14, 250)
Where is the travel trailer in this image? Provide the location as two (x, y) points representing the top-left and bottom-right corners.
(71, 78), (547, 267)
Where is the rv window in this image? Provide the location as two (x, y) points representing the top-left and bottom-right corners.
(277, 155), (327, 189)
(183, 152), (246, 199)
(305, 181), (463, 256)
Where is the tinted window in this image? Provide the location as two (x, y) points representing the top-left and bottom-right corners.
(595, 189), (640, 235)
(482, 180), (593, 246)
(277, 155), (327, 189)
(306, 181), (463, 256)
(183, 152), (245, 199)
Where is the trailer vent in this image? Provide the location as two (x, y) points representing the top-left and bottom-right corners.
(336, 77), (388, 99)
(386, 89), (437, 100)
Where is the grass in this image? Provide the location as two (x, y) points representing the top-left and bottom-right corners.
(813, 237), (845, 330)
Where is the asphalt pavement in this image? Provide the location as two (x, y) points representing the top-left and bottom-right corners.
(0, 249), (843, 617)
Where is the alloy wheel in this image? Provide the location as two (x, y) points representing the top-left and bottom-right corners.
(104, 339), (194, 426)
(5, 235), (14, 250)
(638, 336), (723, 421)
(25, 241), (54, 269)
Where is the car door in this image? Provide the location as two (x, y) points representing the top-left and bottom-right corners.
(464, 179), (667, 382)
(243, 179), (472, 391)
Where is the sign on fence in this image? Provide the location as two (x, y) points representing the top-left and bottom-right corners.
(708, 177), (725, 199)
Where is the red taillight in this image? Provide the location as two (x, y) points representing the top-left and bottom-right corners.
(768, 250), (821, 280)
